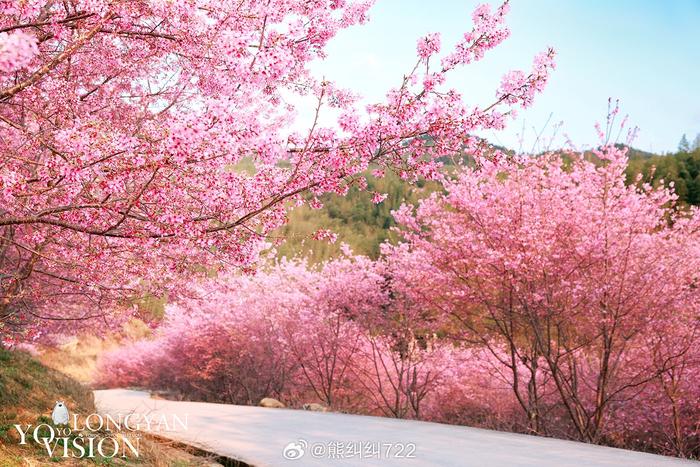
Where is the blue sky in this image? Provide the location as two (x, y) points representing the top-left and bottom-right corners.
(306, 0), (700, 153)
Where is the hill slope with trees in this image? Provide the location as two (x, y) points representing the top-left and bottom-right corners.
(277, 146), (700, 262)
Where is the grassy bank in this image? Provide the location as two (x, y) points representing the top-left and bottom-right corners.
(0, 347), (218, 466)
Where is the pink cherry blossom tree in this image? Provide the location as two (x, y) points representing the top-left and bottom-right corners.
(0, 1), (554, 342)
(96, 254), (462, 417)
(278, 256), (386, 408)
(350, 332), (452, 419)
(388, 144), (700, 448)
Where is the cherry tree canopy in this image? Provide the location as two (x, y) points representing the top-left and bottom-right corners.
(387, 145), (700, 447)
(0, 0), (553, 340)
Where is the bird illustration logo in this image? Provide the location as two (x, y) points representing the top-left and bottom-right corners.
(51, 401), (69, 425)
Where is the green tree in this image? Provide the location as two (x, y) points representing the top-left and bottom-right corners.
(692, 133), (700, 151)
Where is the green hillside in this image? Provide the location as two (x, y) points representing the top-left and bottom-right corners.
(627, 147), (700, 205)
(275, 173), (440, 261)
(275, 146), (700, 264)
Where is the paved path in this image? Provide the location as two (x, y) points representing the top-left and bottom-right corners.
(94, 389), (698, 467)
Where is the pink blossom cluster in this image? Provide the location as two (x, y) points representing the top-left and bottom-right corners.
(440, 1), (511, 70)
(0, 30), (38, 73)
(312, 228), (338, 243)
(371, 191), (387, 204)
(497, 49), (556, 109)
(416, 33), (441, 59)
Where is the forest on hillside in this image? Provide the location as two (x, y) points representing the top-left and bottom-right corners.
(278, 144), (700, 261)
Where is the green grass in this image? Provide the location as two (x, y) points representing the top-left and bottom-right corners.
(0, 347), (95, 463)
(0, 347), (93, 414)
(0, 348), (220, 465)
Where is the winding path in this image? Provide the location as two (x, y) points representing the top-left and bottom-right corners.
(94, 389), (698, 467)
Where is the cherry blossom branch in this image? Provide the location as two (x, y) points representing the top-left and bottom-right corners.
(0, 12), (115, 102)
